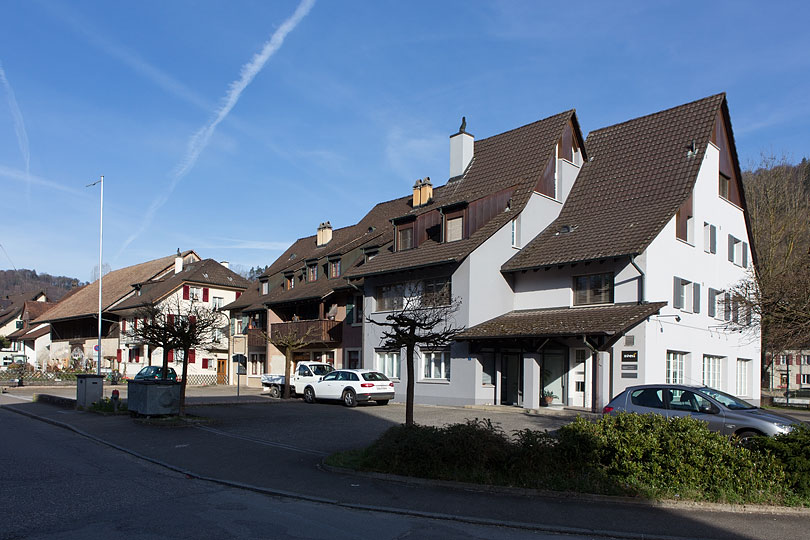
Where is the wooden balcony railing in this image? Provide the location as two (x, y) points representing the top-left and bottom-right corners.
(246, 328), (266, 347)
(269, 319), (342, 344)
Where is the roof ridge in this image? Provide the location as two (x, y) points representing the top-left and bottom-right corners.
(476, 109), (575, 144)
(588, 93), (724, 136)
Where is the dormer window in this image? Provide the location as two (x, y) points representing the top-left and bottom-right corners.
(261, 281), (269, 295)
(284, 274), (295, 290)
(446, 216), (463, 242)
(329, 259), (341, 278)
(397, 224), (414, 251)
(307, 263), (318, 282)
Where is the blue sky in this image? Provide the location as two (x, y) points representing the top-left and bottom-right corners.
(2, 0), (809, 281)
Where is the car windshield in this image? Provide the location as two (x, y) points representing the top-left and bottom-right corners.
(311, 365), (334, 376)
(699, 387), (756, 410)
(362, 372), (389, 382)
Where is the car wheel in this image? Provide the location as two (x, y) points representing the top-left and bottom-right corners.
(303, 386), (316, 404)
(734, 430), (761, 447)
(342, 389), (357, 407)
(376, 399), (389, 406)
(268, 386), (280, 399)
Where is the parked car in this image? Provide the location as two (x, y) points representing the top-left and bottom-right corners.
(603, 384), (802, 438)
(132, 366), (179, 382)
(302, 369), (394, 407)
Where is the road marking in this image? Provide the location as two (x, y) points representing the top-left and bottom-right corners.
(194, 425), (327, 456)
(175, 444), (189, 448)
(2, 394), (33, 401)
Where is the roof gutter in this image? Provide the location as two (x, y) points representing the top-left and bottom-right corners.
(629, 255), (645, 304)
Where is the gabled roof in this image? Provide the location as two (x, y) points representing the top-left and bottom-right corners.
(109, 259), (251, 313)
(347, 110), (579, 279)
(0, 290), (47, 326)
(36, 251), (197, 323)
(455, 302), (667, 341)
(503, 94), (728, 272)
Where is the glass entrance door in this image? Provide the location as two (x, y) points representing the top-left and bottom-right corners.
(500, 353), (522, 405)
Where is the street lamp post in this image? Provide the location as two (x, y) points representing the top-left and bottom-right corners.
(87, 175), (104, 376)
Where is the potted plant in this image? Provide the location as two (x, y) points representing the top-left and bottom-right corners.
(541, 389), (557, 406)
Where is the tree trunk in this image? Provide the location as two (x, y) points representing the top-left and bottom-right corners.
(283, 348), (293, 399)
(405, 342), (415, 426)
(162, 347), (169, 377)
(179, 348), (190, 416)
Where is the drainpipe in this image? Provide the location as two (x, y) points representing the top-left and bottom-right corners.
(629, 255), (645, 304)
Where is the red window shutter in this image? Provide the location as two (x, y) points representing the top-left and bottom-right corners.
(168, 314), (174, 325)
(134, 318), (138, 330)
(189, 316), (197, 324)
(168, 349), (174, 362)
(202, 358), (208, 369)
(788, 354), (793, 365)
(798, 374), (802, 385)
(189, 350), (196, 364)
(236, 291), (242, 299)
(121, 319), (126, 332)
(117, 349), (122, 362)
(203, 288), (209, 302)
(183, 285), (190, 300)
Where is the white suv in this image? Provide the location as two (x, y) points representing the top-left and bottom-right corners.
(302, 369), (394, 407)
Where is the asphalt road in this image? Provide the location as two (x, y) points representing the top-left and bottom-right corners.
(0, 406), (616, 540)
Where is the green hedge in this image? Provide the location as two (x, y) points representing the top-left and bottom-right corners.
(343, 413), (802, 505)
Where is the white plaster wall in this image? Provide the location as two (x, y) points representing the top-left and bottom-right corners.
(614, 143), (760, 402)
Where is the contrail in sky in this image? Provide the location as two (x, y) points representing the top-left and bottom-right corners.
(0, 60), (31, 189)
(118, 0), (316, 257)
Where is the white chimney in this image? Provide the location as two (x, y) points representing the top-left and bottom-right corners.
(317, 222), (333, 247)
(220, 261), (230, 269)
(449, 117), (474, 179)
(174, 253), (183, 274)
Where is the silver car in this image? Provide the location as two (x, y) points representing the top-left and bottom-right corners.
(603, 384), (802, 438)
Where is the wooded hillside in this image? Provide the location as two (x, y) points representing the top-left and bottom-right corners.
(0, 269), (83, 302)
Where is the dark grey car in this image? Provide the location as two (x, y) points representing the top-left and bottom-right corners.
(603, 384), (802, 438)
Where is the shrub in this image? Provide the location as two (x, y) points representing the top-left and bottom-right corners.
(749, 424), (810, 499)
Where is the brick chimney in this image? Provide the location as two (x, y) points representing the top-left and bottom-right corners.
(317, 222), (333, 246)
(449, 117), (474, 179)
(419, 177), (432, 205)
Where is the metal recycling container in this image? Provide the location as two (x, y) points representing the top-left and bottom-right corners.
(127, 379), (181, 416)
(76, 374), (104, 409)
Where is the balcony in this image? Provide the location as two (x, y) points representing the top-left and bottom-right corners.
(246, 328), (265, 348)
(269, 319), (342, 344)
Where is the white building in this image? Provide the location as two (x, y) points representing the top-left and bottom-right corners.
(350, 93), (760, 410)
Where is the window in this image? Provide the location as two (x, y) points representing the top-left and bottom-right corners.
(727, 235), (748, 267)
(511, 216), (521, 248)
(703, 223), (717, 254)
(307, 263), (318, 282)
(213, 328), (223, 342)
(719, 173), (731, 200)
(398, 225), (414, 251)
(189, 286), (202, 301)
(423, 278), (451, 306)
(446, 216), (463, 242)
(423, 350), (450, 380)
(675, 193), (694, 244)
(573, 273), (614, 305)
(630, 388), (666, 410)
(777, 355), (787, 366)
(666, 351), (685, 384)
(803, 355), (810, 366)
(329, 259), (341, 278)
(346, 294), (363, 325)
(723, 292), (732, 321)
(702, 355), (723, 388)
(673, 277), (700, 313)
(345, 349), (360, 369)
(668, 389), (715, 413)
(261, 281), (269, 295)
(250, 353), (260, 375)
(285, 274), (295, 290)
(376, 283), (405, 311)
(736, 359), (750, 396)
(802, 374), (810, 385)
(212, 296), (223, 310)
(708, 288), (721, 318)
(376, 350), (400, 379)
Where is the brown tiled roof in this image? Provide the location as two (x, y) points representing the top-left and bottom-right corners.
(347, 110), (578, 278)
(8, 323), (50, 341)
(36, 251), (197, 323)
(109, 259), (251, 312)
(503, 94), (726, 272)
(22, 301), (56, 321)
(455, 302), (667, 340)
(0, 290), (46, 326)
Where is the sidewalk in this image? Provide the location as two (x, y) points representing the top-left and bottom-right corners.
(2, 397), (808, 540)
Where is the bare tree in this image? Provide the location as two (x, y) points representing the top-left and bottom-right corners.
(263, 325), (317, 399)
(128, 296), (227, 415)
(367, 283), (464, 426)
(728, 155), (810, 383)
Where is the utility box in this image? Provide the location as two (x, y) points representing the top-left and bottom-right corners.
(76, 374), (104, 409)
(127, 380), (181, 416)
